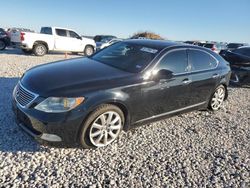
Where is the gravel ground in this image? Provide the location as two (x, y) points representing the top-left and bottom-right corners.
(0, 48), (249, 187)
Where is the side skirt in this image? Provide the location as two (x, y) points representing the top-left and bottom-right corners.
(129, 101), (207, 129)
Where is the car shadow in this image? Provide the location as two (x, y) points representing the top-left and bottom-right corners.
(0, 77), (42, 153)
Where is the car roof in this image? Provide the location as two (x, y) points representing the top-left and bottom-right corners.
(125, 39), (182, 50)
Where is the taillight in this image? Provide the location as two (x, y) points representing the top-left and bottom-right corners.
(20, 32), (25, 41)
(211, 45), (216, 51)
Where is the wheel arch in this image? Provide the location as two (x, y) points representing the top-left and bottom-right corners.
(33, 40), (49, 51)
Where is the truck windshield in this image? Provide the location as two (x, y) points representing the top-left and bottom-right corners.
(91, 42), (159, 73)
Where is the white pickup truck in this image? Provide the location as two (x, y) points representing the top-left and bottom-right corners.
(11, 27), (96, 56)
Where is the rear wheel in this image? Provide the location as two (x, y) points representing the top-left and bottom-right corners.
(0, 40), (6, 50)
(84, 45), (94, 56)
(33, 43), (47, 56)
(80, 104), (124, 149)
(208, 85), (226, 111)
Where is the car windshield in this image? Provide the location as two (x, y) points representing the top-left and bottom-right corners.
(91, 42), (160, 73)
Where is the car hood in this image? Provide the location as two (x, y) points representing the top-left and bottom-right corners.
(224, 51), (250, 67)
(21, 57), (134, 97)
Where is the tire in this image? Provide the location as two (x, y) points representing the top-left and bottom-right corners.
(80, 104), (124, 149)
(33, 43), (47, 56)
(208, 85), (226, 111)
(84, 45), (94, 56)
(0, 40), (6, 50)
(22, 49), (33, 54)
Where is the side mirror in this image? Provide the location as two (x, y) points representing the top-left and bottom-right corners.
(77, 36), (82, 40)
(154, 69), (173, 81)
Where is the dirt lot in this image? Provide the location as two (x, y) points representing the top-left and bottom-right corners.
(0, 48), (249, 187)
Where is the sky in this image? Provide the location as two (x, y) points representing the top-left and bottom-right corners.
(1, 0), (250, 43)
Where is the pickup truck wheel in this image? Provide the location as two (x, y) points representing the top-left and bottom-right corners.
(84, 45), (94, 56)
(33, 44), (47, 56)
(0, 40), (6, 50)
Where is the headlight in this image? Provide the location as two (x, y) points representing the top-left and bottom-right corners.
(35, 97), (84, 113)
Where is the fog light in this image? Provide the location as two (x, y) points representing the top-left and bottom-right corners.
(41, 133), (62, 142)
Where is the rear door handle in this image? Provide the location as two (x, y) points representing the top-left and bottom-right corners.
(182, 78), (192, 85)
(212, 73), (220, 78)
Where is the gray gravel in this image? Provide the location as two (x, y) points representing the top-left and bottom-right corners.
(0, 48), (249, 187)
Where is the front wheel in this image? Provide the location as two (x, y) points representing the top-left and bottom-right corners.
(0, 40), (6, 50)
(84, 45), (94, 56)
(208, 85), (226, 111)
(80, 104), (124, 149)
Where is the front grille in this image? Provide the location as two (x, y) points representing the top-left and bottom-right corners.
(15, 83), (37, 107)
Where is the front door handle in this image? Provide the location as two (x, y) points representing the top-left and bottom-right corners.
(212, 73), (220, 78)
(182, 78), (192, 85)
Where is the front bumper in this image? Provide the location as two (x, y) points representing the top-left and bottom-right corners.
(12, 98), (87, 146)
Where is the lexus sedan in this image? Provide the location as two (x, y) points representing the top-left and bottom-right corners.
(12, 40), (231, 148)
(220, 46), (250, 85)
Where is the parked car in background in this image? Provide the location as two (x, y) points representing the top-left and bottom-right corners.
(10, 27), (96, 56)
(220, 46), (250, 85)
(203, 43), (226, 54)
(0, 28), (10, 50)
(93, 35), (116, 43)
(97, 38), (123, 50)
(94, 35), (117, 50)
(184, 41), (206, 47)
(226, 43), (247, 51)
(12, 40), (231, 148)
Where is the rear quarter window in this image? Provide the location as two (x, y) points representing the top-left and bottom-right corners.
(188, 49), (218, 71)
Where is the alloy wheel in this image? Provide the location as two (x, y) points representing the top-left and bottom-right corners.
(211, 87), (225, 110)
(85, 47), (93, 56)
(36, 45), (46, 56)
(89, 111), (122, 147)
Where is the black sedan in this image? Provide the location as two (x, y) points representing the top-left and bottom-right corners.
(12, 40), (231, 148)
(0, 28), (10, 50)
(220, 46), (250, 85)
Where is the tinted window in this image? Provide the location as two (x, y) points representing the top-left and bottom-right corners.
(233, 48), (250, 57)
(189, 50), (217, 71)
(56, 29), (67, 37)
(91, 42), (159, 73)
(41, 27), (52, 35)
(69, 31), (80, 38)
(157, 50), (188, 74)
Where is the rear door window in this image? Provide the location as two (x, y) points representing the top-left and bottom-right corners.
(157, 49), (189, 74)
(55, 29), (67, 37)
(188, 49), (218, 71)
